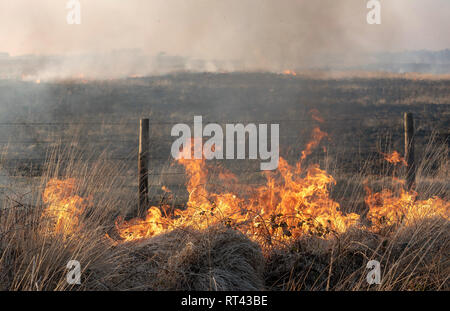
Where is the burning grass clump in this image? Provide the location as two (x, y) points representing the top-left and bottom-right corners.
(0, 203), (124, 290)
(0, 131), (448, 291)
(109, 225), (265, 291)
(0, 145), (135, 291)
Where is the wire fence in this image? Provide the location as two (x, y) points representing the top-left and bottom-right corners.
(0, 115), (443, 126)
(0, 114), (447, 180)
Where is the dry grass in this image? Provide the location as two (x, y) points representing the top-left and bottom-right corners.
(108, 226), (265, 291)
(0, 144), (132, 290)
(0, 136), (448, 291)
(265, 217), (449, 291)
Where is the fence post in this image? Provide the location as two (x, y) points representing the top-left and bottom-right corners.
(404, 113), (415, 190)
(138, 118), (149, 217)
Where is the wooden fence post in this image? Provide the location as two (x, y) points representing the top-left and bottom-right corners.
(138, 118), (149, 217)
(404, 113), (415, 190)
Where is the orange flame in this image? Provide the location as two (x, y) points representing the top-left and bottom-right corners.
(114, 207), (168, 242)
(310, 109), (324, 123)
(365, 186), (449, 230)
(115, 125), (359, 245)
(41, 119), (448, 245)
(282, 70), (297, 76)
(300, 127), (328, 162)
(42, 178), (89, 236)
(383, 151), (408, 166)
(364, 152), (449, 230)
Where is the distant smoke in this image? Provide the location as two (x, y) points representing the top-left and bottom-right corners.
(0, 0), (449, 78)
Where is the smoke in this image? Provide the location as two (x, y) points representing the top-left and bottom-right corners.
(1, 0), (449, 77)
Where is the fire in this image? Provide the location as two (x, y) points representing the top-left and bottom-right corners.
(248, 160), (360, 243)
(282, 70), (297, 76)
(41, 123), (448, 245)
(115, 126), (360, 245)
(20, 74), (41, 83)
(161, 186), (171, 193)
(364, 151), (448, 230)
(310, 109), (325, 123)
(42, 178), (89, 236)
(115, 207), (168, 242)
(300, 127), (328, 162)
(365, 186), (449, 230)
(383, 151), (407, 166)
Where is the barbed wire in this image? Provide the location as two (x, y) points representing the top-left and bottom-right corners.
(0, 140), (138, 144)
(0, 129), (439, 145)
(0, 115), (445, 179)
(0, 115), (445, 127)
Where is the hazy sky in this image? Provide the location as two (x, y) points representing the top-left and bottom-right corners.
(1, 0), (449, 67)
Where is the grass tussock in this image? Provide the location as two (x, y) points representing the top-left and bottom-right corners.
(0, 138), (448, 291)
(265, 217), (449, 291)
(109, 226), (265, 291)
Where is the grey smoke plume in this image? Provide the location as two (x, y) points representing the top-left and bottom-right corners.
(1, 0), (449, 77)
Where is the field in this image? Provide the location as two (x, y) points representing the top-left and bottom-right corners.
(0, 71), (449, 290)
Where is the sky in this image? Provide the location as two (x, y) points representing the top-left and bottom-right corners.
(0, 0), (449, 70)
